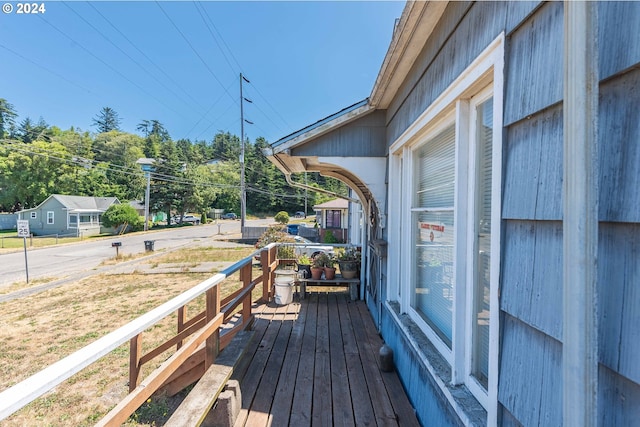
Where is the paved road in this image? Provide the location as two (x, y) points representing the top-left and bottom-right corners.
(0, 218), (273, 288)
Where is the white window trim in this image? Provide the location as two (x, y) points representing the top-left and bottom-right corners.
(47, 211), (54, 225)
(387, 33), (504, 426)
(30, 212), (37, 219)
(463, 86), (495, 410)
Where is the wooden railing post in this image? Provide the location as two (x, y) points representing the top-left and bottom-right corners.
(240, 263), (252, 326)
(205, 285), (220, 370)
(177, 306), (187, 350)
(261, 247), (272, 302)
(129, 333), (142, 393)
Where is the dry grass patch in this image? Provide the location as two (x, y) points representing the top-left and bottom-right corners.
(152, 246), (255, 264)
(0, 246), (261, 426)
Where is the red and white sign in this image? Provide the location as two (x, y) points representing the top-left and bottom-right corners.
(419, 222), (445, 242)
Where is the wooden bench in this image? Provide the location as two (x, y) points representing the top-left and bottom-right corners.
(298, 277), (360, 300)
(164, 330), (254, 427)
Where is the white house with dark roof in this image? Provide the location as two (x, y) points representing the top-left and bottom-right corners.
(17, 194), (120, 236)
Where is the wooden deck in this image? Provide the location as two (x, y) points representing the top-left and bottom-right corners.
(231, 290), (421, 427)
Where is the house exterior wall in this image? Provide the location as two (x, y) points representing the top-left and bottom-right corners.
(20, 197), (70, 236)
(291, 109), (387, 158)
(19, 196), (112, 237)
(380, 2), (640, 426)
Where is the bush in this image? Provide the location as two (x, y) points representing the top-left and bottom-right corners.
(102, 204), (142, 233)
(274, 211), (290, 225)
(323, 230), (339, 244)
(255, 226), (296, 259)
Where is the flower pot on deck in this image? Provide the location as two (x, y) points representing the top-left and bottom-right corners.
(324, 267), (336, 280)
(311, 267), (324, 280)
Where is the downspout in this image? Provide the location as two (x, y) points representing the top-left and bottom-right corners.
(284, 173), (361, 204)
(563, 2), (598, 426)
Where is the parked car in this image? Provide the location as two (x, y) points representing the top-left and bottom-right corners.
(291, 236), (334, 258)
(294, 211), (306, 218)
(171, 214), (200, 225)
(221, 213), (237, 220)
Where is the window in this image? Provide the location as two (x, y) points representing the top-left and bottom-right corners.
(30, 212), (37, 219)
(388, 34), (503, 418)
(467, 94), (493, 395)
(47, 211), (54, 224)
(69, 215), (78, 228)
(412, 124), (456, 348)
(326, 210), (342, 228)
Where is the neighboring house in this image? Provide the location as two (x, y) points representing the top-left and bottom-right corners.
(0, 213), (18, 230)
(266, 2), (637, 426)
(313, 198), (349, 242)
(128, 200), (167, 223)
(18, 195), (120, 237)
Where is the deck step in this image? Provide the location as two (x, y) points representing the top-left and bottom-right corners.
(164, 330), (255, 427)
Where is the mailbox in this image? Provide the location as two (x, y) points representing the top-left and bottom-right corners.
(111, 242), (122, 247)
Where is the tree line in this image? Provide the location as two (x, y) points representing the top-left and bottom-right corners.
(0, 100), (347, 219)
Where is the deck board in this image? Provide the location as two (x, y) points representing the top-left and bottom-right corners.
(232, 292), (420, 427)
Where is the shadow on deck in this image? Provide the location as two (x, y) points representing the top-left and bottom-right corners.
(232, 290), (420, 426)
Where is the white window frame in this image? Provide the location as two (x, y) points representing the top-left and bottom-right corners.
(30, 212), (37, 219)
(68, 213), (78, 229)
(47, 211), (54, 225)
(387, 33), (503, 425)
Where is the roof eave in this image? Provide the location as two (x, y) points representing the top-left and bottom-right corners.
(268, 100), (375, 155)
(369, 1), (449, 109)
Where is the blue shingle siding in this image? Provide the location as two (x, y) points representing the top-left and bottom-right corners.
(503, 1), (564, 126)
(502, 105), (564, 221)
(498, 315), (562, 427)
(598, 364), (640, 427)
(598, 223), (640, 385)
(500, 220), (563, 340)
(598, 2), (640, 81)
(598, 68), (640, 223)
(371, 1), (640, 425)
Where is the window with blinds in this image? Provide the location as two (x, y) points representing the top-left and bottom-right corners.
(471, 98), (493, 389)
(412, 124), (456, 348)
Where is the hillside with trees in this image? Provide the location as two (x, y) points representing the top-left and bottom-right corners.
(0, 99), (348, 218)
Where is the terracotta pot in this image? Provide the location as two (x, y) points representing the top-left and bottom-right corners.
(311, 267), (324, 280)
(324, 267), (336, 280)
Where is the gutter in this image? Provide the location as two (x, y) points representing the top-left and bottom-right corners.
(284, 174), (360, 204)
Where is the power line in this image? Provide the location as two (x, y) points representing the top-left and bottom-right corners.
(0, 43), (96, 95)
(63, 2), (198, 114)
(35, 14), (188, 120)
(156, 1), (237, 108)
(87, 2), (207, 112)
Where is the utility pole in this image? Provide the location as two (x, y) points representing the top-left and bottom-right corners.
(144, 170), (151, 231)
(304, 172), (308, 215)
(239, 73), (251, 231)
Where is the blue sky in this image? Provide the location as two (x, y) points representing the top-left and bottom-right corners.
(0, 1), (404, 143)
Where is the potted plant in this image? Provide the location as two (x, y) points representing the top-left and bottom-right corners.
(323, 253), (337, 280)
(296, 254), (312, 279)
(311, 253), (326, 280)
(336, 247), (361, 279)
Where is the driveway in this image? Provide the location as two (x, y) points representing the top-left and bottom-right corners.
(0, 218), (273, 289)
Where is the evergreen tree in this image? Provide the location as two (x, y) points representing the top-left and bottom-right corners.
(150, 139), (183, 221)
(92, 107), (121, 133)
(0, 98), (18, 139)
